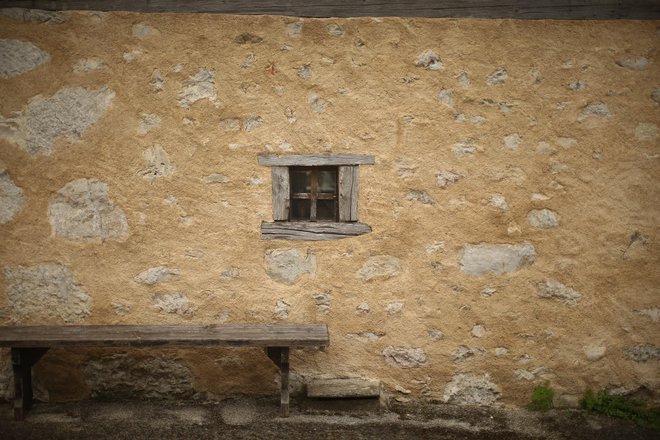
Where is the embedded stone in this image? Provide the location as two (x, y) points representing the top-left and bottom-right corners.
(405, 190), (434, 205)
(240, 53), (256, 69)
(0, 86), (114, 155)
(383, 347), (426, 368)
(74, 57), (106, 73)
(636, 308), (660, 322)
(578, 102), (612, 122)
(48, 178), (128, 241)
(442, 374), (500, 406)
(387, 302), (404, 315)
(428, 328), (444, 341)
(556, 137), (577, 148)
(297, 64), (312, 80)
(615, 57), (649, 71)
(309, 93), (328, 113)
(137, 113), (161, 135)
(415, 50), (442, 70)
(203, 173), (230, 184)
(567, 79), (587, 90)
(150, 69), (165, 92)
(313, 292), (331, 314)
(0, 39), (50, 78)
(134, 266), (180, 285)
(459, 242), (536, 275)
(179, 68), (217, 108)
(84, 354), (193, 399)
(471, 325), (487, 338)
(437, 88), (453, 105)
(152, 292), (195, 315)
(537, 279), (581, 304)
(584, 343), (606, 361)
(454, 142), (476, 157)
(274, 300), (290, 319)
(265, 249), (316, 284)
(243, 116), (264, 132)
(5, 263), (92, 323)
(0, 170), (23, 224)
(133, 22), (158, 39)
(503, 133), (521, 150)
(234, 33), (263, 44)
(0, 8), (68, 24)
(652, 88), (660, 105)
(624, 344), (660, 362)
(326, 23), (344, 36)
(634, 123), (658, 141)
(122, 50), (143, 63)
(457, 72), (470, 88)
(347, 332), (383, 342)
(452, 345), (485, 362)
(356, 302), (370, 314)
(287, 21), (304, 37)
(528, 209), (559, 228)
(436, 170), (464, 188)
(490, 194), (508, 211)
(486, 68), (507, 85)
(357, 255), (401, 281)
(141, 145), (175, 180)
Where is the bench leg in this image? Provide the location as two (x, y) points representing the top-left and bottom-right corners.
(11, 347), (49, 421)
(266, 347), (290, 417)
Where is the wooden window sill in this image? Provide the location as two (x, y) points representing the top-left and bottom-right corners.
(261, 221), (371, 241)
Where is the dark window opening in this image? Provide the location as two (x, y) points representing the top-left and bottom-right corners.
(289, 167), (338, 221)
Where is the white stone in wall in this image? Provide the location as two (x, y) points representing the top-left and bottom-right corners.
(452, 345), (485, 362)
(152, 292), (195, 315)
(405, 190), (434, 205)
(265, 249), (316, 284)
(387, 302), (404, 316)
(414, 50), (442, 70)
(624, 344), (660, 362)
(0, 39), (50, 78)
(459, 242), (536, 276)
(132, 22), (159, 39)
(442, 374), (500, 406)
(527, 209), (559, 228)
(73, 57), (106, 73)
(179, 68), (217, 108)
(287, 21), (304, 37)
(635, 308), (660, 322)
(357, 255), (401, 281)
(471, 325), (487, 338)
(536, 279), (581, 304)
(615, 57), (648, 71)
(48, 178), (128, 242)
(141, 145), (175, 180)
(578, 102), (612, 122)
(503, 133), (521, 150)
(313, 292), (331, 314)
(0, 86), (114, 155)
(489, 194), (508, 211)
(382, 347), (426, 368)
(122, 49), (144, 63)
(436, 170), (464, 188)
(584, 343), (606, 361)
(486, 67), (507, 85)
(274, 300), (290, 319)
(5, 263), (92, 323)
(134, 266), (180, 285)
(0, 170), (23, 224)
(137, 113), (161, 135)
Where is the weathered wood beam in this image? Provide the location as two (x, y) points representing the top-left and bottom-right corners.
(2, 0), (658, 19)
(258, 154), (375, 167)
(261, 221), (371, 240)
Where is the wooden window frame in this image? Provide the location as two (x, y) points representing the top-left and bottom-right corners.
(258, 154), (374, 240)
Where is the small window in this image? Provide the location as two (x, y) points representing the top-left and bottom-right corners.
(257, 154), (374, 240)
(290, 167), (338, 222)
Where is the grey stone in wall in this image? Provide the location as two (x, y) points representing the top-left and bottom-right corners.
(452, 345), (485, 362)
(537, 279), (581, 304)
(152, 292), (195, 315)
(287, 21), (304, 37)
(527, 209), (559, 228)
(414, 50), (442, 70)
(636, 308), (660, 322)
(265, 249), (316, 284)
(134, 266), (180, 285)
(652, 88), (660, 105)
(0, 170), (23, 224)
(0, 39), (50, 78)
(150, 69), (165, 92)
(454, 141), (476, 157)
(137, 113), (161, 135)
(503, 133), (521, 150)
(73, 57), (106, 73)
(459, 242), (536, 276)
(5, 263), (92, 323)
(274, 300), (290, 319)
(84, 354), (194, 399)
(132, 22), (158, 39)
(179, 68), (217, 108)
(202, 173), (229, 184)
(436, 170), (464, 188)
(405, 190), (434, 205)
(382, 346), (426, 368)
(634, 123), (658, 141)
(141, 145), (175, 180)
(578, 102), (612, 122)
(357, 255), (401, 281)
(313, 292), (331, 314)
(486, 68), (507, 85)
(0, 8), (68, 24)
(615, 57), (649, 71)
(326, 23), (344, 36)
(442, 374), (500, 406)
(624, 344), (660, 362)
(48, 178), (128, 242)
(0, 86), (114, 155)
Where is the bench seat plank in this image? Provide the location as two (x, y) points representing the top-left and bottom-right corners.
(0, 324), (329, 348)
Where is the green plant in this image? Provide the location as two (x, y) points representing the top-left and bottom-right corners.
(527, 382), (554, 411)
(581, 389), (660, 431)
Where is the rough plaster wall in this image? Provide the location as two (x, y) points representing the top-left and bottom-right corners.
(0, 10), (658, 407)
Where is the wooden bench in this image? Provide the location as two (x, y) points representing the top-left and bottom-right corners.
(0, 323), (329, 420)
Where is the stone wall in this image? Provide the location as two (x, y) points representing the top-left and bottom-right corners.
(0, 9), (658, 407)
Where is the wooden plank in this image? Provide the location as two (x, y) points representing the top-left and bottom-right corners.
(1, 1), (659, 19)
(261, 221), (371, 240)
(271, 166), (289, 221)
(338, 166), (359, 222)
(258, 154), (375, 167)
(307, 377), (381, 398)
(0, 324), (329, 348)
